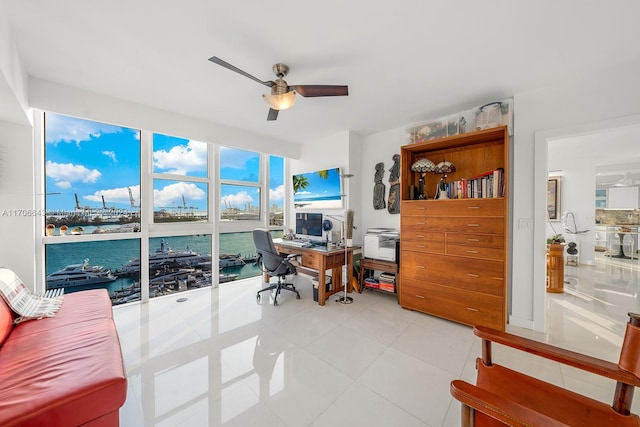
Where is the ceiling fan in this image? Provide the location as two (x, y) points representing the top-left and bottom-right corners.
(208, 56), (348, 121)
(613, 173), (640, 187)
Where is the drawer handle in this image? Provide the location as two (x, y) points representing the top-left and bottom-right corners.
(467, 224), (480, 227)
(416, 295), (426, 299)
(416, 265), (426, 269)
(467, 273), (480, 278)
(416, 235), (425, 238)
(467, 206), (480, 209)
(467, 238), (480, 242)
(417, 222), (426, 225)
(466, 250), (479, 254)
(417, 245), (426, 248)
(416, 207), (426, 210)
(466, 307), (479, 312)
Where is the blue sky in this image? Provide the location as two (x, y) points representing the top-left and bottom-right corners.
(45, 113), (284, 213)
(293, 168), (341, 200)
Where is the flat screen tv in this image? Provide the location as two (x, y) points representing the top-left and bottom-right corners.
(292, 168), (342, 209)
(295, 212), (323, 239)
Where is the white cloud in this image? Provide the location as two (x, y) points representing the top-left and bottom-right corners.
(153, 140), (207, 174)
(85, 185), (140, 206)
(221, 191), (254, 208)
(102, 150), (117, 162)
(46, 161), (101, 185)
(154, 182), (206, 208)
(270, 184), (284, 202)
(46, 114), (123, 144)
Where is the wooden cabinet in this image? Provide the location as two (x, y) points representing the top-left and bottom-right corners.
(399, 126), (509, 330)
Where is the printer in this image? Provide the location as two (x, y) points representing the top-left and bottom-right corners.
(364, 228), (400, 262)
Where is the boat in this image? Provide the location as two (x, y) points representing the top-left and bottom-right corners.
(117, 239), (211, 276)
(219, 253), (245, 268)
(47, 259), (117, 289)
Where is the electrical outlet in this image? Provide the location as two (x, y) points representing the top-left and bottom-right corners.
(518, 218), (534, 229)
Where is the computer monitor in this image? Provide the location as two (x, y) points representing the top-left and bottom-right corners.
(295, 212), (323, 240)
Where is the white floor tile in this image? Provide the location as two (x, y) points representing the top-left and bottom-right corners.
(114, 252), (640, 426)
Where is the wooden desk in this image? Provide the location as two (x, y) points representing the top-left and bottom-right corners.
(274, 242), (360, 306)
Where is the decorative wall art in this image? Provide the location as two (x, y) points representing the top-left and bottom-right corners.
(547, 176), (561, 221)
(373, 162), (386, 210)
(387, 154), (400, 214)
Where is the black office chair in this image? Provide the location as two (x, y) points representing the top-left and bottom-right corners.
(253, 229), (301, 306)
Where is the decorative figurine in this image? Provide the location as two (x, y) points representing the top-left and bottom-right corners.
(388, 154), (400, 214)
(373, 162), (386, 210)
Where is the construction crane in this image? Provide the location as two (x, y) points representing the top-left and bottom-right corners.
(75, 193), (81, 210)
(101, 195), (107, 210)
(128, 188), (135, 209)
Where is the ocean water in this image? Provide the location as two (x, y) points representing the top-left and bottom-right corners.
(45, 231), (277, 297)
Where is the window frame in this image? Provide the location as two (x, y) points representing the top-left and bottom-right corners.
(35, 110), (287, 302)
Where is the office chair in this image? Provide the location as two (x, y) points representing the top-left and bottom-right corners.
(253, 229), (300, 306)
(450, 312), (640, 426)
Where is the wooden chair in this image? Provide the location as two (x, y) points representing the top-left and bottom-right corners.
(450, 313), (640, 426)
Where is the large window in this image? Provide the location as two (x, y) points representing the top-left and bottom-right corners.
(41, 112), (288, 304)
(220, 148), (260, 222)
(45, 113), (141, 233)
(153, 134), (208, 222)
(269, 155), (284, 227)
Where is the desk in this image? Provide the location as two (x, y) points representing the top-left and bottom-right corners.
(273, 242), (360, 306)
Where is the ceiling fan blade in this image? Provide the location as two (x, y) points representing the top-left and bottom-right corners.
(267, 108), (279, 121)
(290, 85), (348, 97)
(208, 56), (275, 88)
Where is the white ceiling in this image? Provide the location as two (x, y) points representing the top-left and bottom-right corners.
(549, 125), (640, 187)
(2, 1), (640, 146)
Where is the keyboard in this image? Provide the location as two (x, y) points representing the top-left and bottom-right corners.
(284, 240), (308, 247)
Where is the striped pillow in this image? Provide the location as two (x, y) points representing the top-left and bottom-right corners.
(0, 268), (64, 324)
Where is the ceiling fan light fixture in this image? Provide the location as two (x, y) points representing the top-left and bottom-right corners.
(262, 91), (296, 111)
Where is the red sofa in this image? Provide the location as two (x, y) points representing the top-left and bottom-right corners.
(0, 288), (127, 426)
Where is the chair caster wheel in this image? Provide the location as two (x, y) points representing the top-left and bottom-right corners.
(274, 300), (278, 306)
(256, 294), (260, 302)
(296, 294), (301, 299)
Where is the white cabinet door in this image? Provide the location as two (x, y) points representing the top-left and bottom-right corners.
(608, 186), (639, 209)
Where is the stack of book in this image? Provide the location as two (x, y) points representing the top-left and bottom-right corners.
(378, 272), (396, 293)
(443, 167), (504, 199)
(364, 277), (380, 289)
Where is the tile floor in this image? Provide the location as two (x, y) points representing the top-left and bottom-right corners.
(114, 252), (640, 426)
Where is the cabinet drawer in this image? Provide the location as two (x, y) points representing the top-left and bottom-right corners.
(446, 233), (504, 248)
(403, 216), (504, 234)
(401, 232), (445, 253)
(401, 199), (504, 217)
(402, 240), (445, 254)
(447, 244), (504, 261)
(400, 253), (504, 296)
(401, 279), (504, 330)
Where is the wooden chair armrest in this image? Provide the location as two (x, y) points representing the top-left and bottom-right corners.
(450, 380), (569, 427)
(474, 326), (640, 386)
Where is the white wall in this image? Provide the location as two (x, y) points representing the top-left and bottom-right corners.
(548, 138), (598, 266)
(359, 126), (405, 233)
(0, 119), (36, 285)
(289, 131), (363, 244)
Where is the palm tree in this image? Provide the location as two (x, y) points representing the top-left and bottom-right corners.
(293, 175), (309, 194)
